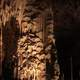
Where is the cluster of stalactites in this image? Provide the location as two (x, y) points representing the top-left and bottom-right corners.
(16, 5), (47, 79)
(0, 0), (26, 26)
(16, 7), (60, 80)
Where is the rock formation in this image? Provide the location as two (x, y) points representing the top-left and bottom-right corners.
(0, 0), (60, 80)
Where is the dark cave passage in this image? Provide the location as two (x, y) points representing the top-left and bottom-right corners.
(54, 1), (80, 80)
(55, 12), (80, 80)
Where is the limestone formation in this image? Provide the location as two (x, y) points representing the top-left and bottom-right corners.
(0, 0), (60, 80)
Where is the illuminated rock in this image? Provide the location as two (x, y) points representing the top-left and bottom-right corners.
(0, 0), (60, 80)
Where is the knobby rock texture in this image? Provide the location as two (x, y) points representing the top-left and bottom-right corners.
(0, 0), (60, 80)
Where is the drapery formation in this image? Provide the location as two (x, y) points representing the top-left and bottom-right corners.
(0, 0), (60, 80)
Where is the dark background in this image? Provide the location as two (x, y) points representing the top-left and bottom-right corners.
(54, 0), (80, 80)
